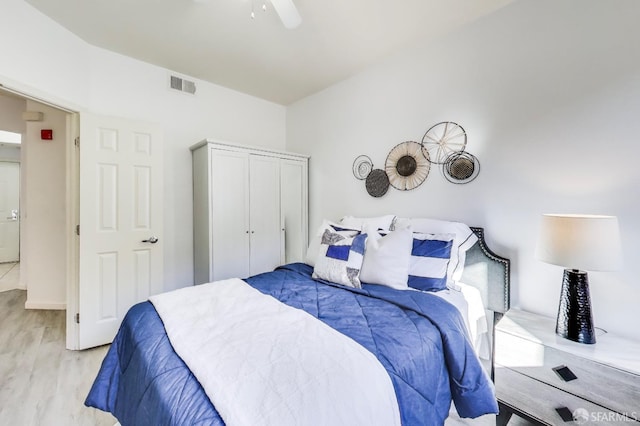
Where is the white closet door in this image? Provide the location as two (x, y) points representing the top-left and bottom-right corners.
(211, 149), (250, 280)
(280, 159), (307, 264)
(249, 154), (281, 276)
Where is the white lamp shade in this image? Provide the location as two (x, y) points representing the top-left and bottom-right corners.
(535, 214), (622, 271)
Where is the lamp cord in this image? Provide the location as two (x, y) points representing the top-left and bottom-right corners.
(594, 326), (608, 336)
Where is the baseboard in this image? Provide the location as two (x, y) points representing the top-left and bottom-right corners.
(24, 300), (66, 310)
(0, 285), (26, 292)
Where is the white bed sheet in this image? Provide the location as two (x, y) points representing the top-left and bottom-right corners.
(431, 282), (491, 359)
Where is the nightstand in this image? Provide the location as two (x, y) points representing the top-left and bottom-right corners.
(494, 309), (640, 425)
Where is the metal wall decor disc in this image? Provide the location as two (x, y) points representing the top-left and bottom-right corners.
(443, 151), (480, 184)
(421, 121), (467, 165)
(352, 155), (373, 180)
(396, 155), (417, 176)
(385, 141), (430, 191)
(365, 169), (390, 197)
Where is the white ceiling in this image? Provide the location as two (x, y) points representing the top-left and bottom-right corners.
(24, 0), (513, 105)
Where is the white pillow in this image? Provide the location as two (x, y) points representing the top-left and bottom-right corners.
(312, 229), (367, 288)
(393, 217), (477, 281)
(305, 220), (360, 266)
(340, 215), (396, 231)
(359, 225), (413, 290)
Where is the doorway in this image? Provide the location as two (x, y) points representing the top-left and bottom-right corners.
(0, 106), (24, 293)
(0, 161), (20, 264)
(0, 84), (164, 351)
(0, 88), (73, 315)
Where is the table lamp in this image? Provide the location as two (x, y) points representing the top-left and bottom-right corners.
(535, 214), (622, 344)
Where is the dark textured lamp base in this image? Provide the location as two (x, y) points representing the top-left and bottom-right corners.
(556, 269), (596, 344)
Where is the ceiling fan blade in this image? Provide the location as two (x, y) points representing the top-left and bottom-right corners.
(270, 0), (302, 29)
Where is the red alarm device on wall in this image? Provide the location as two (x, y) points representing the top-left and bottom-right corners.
(41, 129), (53, 140)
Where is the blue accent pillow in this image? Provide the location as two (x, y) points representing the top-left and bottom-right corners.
(407, 233), (455, 291)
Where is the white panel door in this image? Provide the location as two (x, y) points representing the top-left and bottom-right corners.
(211, 149), (250, 280)
(0, 162), (20, 263)
(280, 159), (307, 264)
(78, 113), (163, 349)
(249, 155), (281, 276)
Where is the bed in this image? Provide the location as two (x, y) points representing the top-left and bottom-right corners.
(86, 217), (510, 426)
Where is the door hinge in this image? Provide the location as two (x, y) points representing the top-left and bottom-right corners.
(74, 136), (80, 148)
(75, 313), (80, 324)
(76, 224), (80, 236)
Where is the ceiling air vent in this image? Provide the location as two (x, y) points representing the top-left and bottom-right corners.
(169, 75), (196, 95)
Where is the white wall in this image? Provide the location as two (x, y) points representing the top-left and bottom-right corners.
(0, 0), (287, 295)
(22, 101), (67, 308)
(85, 47), (286, 290)
(84, 49), (286, 290)
(0, 96), (26, 134)
(0, 99), (23, 162)
(287, 0), (640, 340)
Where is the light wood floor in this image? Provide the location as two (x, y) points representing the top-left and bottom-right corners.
(0, 262), (21, 293)
(0, 289), (115, 426)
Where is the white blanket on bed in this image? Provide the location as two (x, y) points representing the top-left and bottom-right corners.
(149, 278), (401, 426)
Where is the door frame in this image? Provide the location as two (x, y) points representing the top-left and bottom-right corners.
(66, 112), (80, 349)
(0, 82), (82, 349)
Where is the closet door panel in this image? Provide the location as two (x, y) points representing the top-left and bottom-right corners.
(210, 149), (250, 280)
(280, 159), (307, 264)
(249, 155), (281, 276)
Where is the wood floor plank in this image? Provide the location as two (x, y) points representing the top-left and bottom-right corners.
(0, 289), (115, 426)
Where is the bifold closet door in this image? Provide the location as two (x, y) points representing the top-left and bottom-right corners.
(249, 155), (282, 276)
(210, 149), (250, 280)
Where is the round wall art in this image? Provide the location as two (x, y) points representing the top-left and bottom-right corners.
(421, 121), (467, 164)
(365, 169), (390, 197)
(352, 120), (479, 197)
(352, 155), (373, 180)
(384, 141), (430, 191)
(442, 151), (480, 184)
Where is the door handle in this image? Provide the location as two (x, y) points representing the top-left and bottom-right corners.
(6, 209), (18, 221)
(142, 236), (159, 244)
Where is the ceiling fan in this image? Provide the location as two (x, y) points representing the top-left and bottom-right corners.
(194, 0), (301, 29)
(269, 0), (302, 29)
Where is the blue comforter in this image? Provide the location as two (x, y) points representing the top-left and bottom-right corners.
(86, 263), (497, 425)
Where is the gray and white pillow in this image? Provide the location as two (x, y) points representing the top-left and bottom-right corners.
(312, 229), (368, 288)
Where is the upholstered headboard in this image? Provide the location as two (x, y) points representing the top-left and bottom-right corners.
(460, 227), (510, 314)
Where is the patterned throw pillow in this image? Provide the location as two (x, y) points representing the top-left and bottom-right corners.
(407, 233), (455, 292)
(312, 229), (368, 288)
(305, 220), (360, 267)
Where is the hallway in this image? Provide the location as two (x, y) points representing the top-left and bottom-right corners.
(0, 262), (20, 293)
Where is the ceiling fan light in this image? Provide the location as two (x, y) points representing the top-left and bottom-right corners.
(270, 0), (302, 29)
